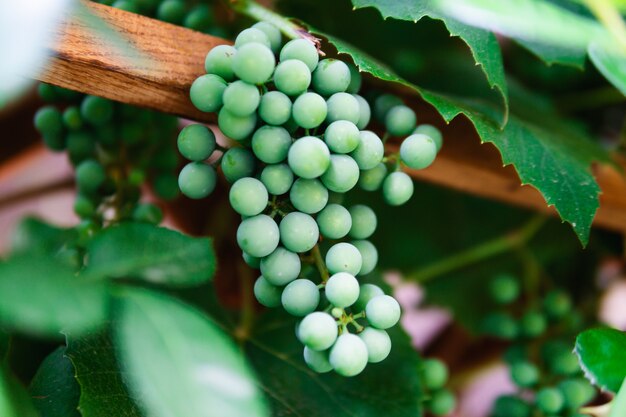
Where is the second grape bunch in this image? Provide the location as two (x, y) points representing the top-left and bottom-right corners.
(176, 22), (443, 376)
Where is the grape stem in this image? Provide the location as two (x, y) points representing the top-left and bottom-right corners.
(311, 244), (330, 283)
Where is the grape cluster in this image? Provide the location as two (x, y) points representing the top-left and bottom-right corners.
(481, 274), (595, 417)
(421, 358), (456, 416)
(179, 23), (443, 376)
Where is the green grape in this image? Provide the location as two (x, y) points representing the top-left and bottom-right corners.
(153, 173), (180, 200)
(325, 243), (362, 276)
(132, 203), (163, 224)
(320, 155), (359, 193)
(415, 124), (443, 152)
(287, 136), (330, 179)
(282, 279), (320, 316)
(428, 389), (456, 416)
(520, 311), (547, 338)
(258, 91), (292, 125)
(280, 39), (319, 72)
(251, 125), (292, 164)
(234, 27), (271, 49)
(510, 361), (539, 387)
(297, 312), (338, 351)
(303, 347), (333, 373)
(157, 0), (186, 23)
(326, 92), (360, 124)
(74, 194), (96, 218)
(374, 94), (403, 122)
(237, 214), (280, 258)
(481, 312), (518, 339)
(260, 246), (301, 286)
(504, 344), (528, 365)
(279, 212), (319, 253)
(254, 275), (282, 307)
(128, 169), (145, 187)
(274, 59), (311, 96)
(359, 163), (388, 191)
(34, 106), (63, 136)
(76, 159), (106, 193)
(366, 295), (400, 329)
(316, 204), (351, 239)
(382, 172), (414, 206)
(422, 359), (448, 390)
(112, 0), (138, 12)
(354, 283), (383, 312)
(292, 92), (328, 129)
(289, 178), (328, 214)
(385, 105), (417, 136)
(204, 44), (236, 81)
(252, 22), (282, 53)
(325, 272), (359, 307)
(489, 274), (520, 304)
(543, 290), (572, 319)
(229, 177), (268, 216)
(121, 122), (143, 146)
(190, 74), (227, 112)
(81, 96), (113, 126)
(243, 252), (261, 268)
(348, 205), (377, 239)
(260, 164), (294, 195)
(346, 63), (362, 94)
(329, 334), (369, 377)
(492, 396), (531, 417)
(177, 124), (216, 161)
(67, 132), (96, 164)
(152, 149), (179, 171)
(184, 5), (213, 32)
(37, 83), (60, 102)
(324, 120), (359, 154)
(312, 59), (350, 96)
(218, 108), (257, 141)
(178, 162), (217, 199)
(543, 341), (581, 376)
(400, 133), (437, 169)
(222, 80), (260, 116)
(558, 378), (595, 410)
(232, 42), (275, 85)
(536, 387), (565, 414)
(352, 240), (378, 275)
(353, 94), (371, 130)
(62, 106), (82, 131)
(358, 327), (391, 363)
(221, 148), (256, 183)
(350, 131), (384, 170)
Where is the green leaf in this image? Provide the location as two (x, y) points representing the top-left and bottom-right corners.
(0, 329), (9, 359)
(84, 223), (216, 286)
(114, 289), (268, 417)
(610, 377), (626, 417)
(29, 347), (81, 417)
(10, 218), (77, 256)
(65, 328), (142, 417)
(0, 255), (108, 337)
(575, 327), (626, 393)
(588, 42), (626, 96)
(0, 366), (38, 417)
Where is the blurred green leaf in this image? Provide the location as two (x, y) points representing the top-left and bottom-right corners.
(0, 329), (8, 359)
(84, 223), (216, 286)
(575, 327), (626, 392)
(29, 347), (80, 417)
(588, 42), (626, 95)
(10, 218), (77, 256)
(609, 377), (626, 417)
(0, 366), (38, 417)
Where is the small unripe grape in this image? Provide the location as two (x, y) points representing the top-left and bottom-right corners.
(279, 212), (319, 253)
(190, 74), (227, 112)
(303, 347), (332, 373)
(481, 312), (518, 339)
(348, 205), (377, 239)
(422, 359), (449, 390)
(374, 94), (403, 122)
(326, 92), (360, 124)
(346, 63), (362, 94)
(229, 177), (268, 216)
(274, 59), (311, 96)
(76, 159), (106, 193)
(178, 162), (217, 199)
(254, 275), (282, 308)
(366, 295), (400, 329)
(258, 91), (292, 126)
(329, 334), (368, 377)
(280, 39), (319, 72)
(37, 83), (60, 102)
(237, 214), (280, 258)
(353, 94), (371, 130)
(218, 108), (257, 141)
(183, 5), (213, 32)
(354, 284), (384, 312)
(324, 120), (360, 154)
(325, 243), (362, 276)
(558, 378), (595, 410)
(290, 178), (328, 214)
(260, 246), (301, 286)
(177, 124), (216, 161)
(325, 272), (360, 307)
(543, 290), (572, 319)
(252, 21), (281, 52)
(414, 124), (443, 152)
(510, 361), (539, 387)
(385, 105), (416, 136)
(132, 203), (163, 225)
(489, 274), (520, 304)
(260, 164), (294, 195)
(232, 42), (275, 84)
(243, 252), (261, 269)
(282, 279), (320, 316)
(350, 131), (384, 170)
(74, 194), (95, 218)
(223, 80), (260, 116)
(400, 133), (437, 169)
(288, 136), (330, 179)
(543, 341), (581, 376)
(221, 148), (256, 183)
(251, 126), (292, 164)
(157, 0), (185, 24)
(312, 59), (350, 96)
(358, 327), (391, 363)
(298, 312), (338, 351)
(292, 92), (327, 129)
(492, 396), (531, 417)
(536, 387), (564, 414)
(351, 240), (378, 275)
(520, 311), (547, 338)
(113, 1), (138, 13)
(67, 132), (96, 164)
(320, 155), (360, 193)
(317, 204), (351, 239)
(34, 106), (64, 136)
(153, 174), (179, 200)
(204, 44), (236, 81)
(81, 96), (113, 126)
(359, 163), (388, 191)
(382, 172), (414, 206)
(234, 27), (271, 49)
(62, 106), (82, 131)
(428, 389), (456, 416)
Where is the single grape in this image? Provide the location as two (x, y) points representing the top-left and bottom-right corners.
(354, 284), (384, 312)
(510, 361), (539, 387)
(280, 39), (319, 72)
(62, 106), (82, 131)
(254, 275), (282, 308)
(183, 5), (213, 32)
(325, 272), (359, 307)
(358, 327), (391, 363)
(543, 290), (572, 319)
(37, 83), (60, 102)
(386, 105), (417, 136)
(326, 92), (360, 124)
(366, 295), (400, 329)
(81, 96), (113, 126)
(303, 347), (333, 373)
(298, 312), (338, 351)
(34, 106), (63, 136)
(153, 174), (179, 200)
(260, 246), (301, 286)
(353, 94), (372, 130)
(536, 387), (564, 414)
(222, 80), (261, 116)
(260, 164), (294, 195)
(316, 204), (351, 239)
(324, 120), (360, 154)
(287, 136), (330, 179)
(243, 252), (261, 269)
(218, 108), (257, 141)
(492, 396), (531, 417)
(350, 131), (384, 170)
(232, 42), (275, 85)
(351, 240), (378, 276)
(374, 94), (403, 122)
(178, 162), (217, 199)
(348, 205), (377, 239)
(325, 243), (363, 276)
(258, 91), (292, 125)
(359, 163), (388, 191)
(292, 92), (327, 129)
(76, 159), (106, 193)
(489, 274), (520, 304)
(132, 203), (163, 224)
(177, 124), (216, 161)
(520, 311), (547, 338)
(190, 74), (227, 112)
(67, 131), (96, 164)
(234, 27), (271, 49)
(279, 212), (319, 253)
(204, 44), (236, 81)
(221, 148), (256, 183)
(156, 0), (185, 24)
(382, 172), (414, 206)
(320, 154), (360, 193)
(428, 389), (456, 417)
(558, 378), (595, 410)
(252, 22), (282, 52)
(237, 214), (280, 258)
(346, 63), (362, 94)
(289, 178), (329, 214)
(414, 124), (443, 152)
(282, 279), (320, 316)
(274, 59), (311, 96)
(312, 59), (350, 96)
(543, 341), (581, 376)
(481, 312), (518, 339)
(329, 334), (368, 377)
(251, 125), (292, 164)
(400, 133), (437, 170)
(229, 177), (269, 216)
(422, 359), (449, 390)
(74, 194), (95, 218)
